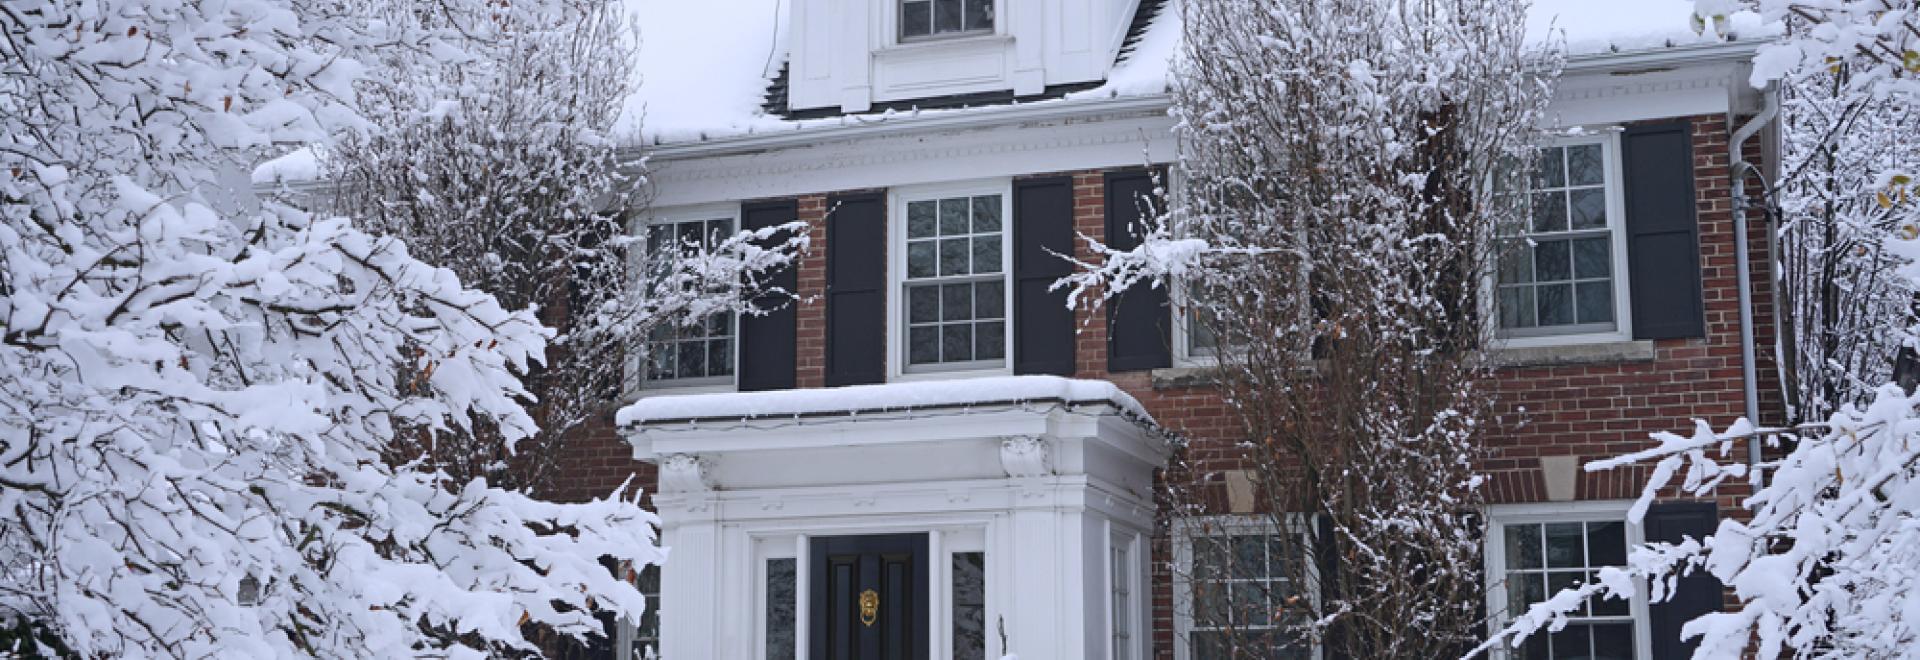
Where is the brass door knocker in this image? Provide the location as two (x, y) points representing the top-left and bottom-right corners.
(858, 589), (879, 627)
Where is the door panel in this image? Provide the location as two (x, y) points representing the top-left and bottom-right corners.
(809, 534), (929, 660)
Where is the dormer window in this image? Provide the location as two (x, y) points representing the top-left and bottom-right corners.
(900, 0), (994, 41)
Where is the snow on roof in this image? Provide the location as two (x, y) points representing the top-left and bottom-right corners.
(1528, 0), (1775, 57)
(617, 0), (1776, 146)
(615, 375), (1154, 426)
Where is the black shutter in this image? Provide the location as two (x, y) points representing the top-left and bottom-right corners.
(825, 192), (887, 386)
(1012, 177), (1077, 376)
(1622, 121), (1706, 340)
(738, 200), (799, 392)
(1104, 170), (1171, 371)
(1645, 500), (1723, 659)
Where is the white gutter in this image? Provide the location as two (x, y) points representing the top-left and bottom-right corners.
(1730, 83), (1780, 481)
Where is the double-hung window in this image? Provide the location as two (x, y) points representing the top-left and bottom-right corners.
(1496, 139), (1630, 342)
(640, 208), (738, 390)
(1175, 518), (1313, 660)
(897, 184), (1011, 375)
(900, 0), (993, 41)
(1485, 503), (1651, 660)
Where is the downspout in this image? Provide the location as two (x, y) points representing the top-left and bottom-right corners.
(1729, 83), (1780, 482)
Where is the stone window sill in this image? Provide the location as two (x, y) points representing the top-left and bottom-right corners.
(1489, 339), (1656, 368)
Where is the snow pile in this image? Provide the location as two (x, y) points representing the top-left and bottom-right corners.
(250, 146), (321, 184)
(617, 375), (1153, 425)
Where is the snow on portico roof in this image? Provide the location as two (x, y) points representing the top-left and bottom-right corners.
(615, 375), (1154, 427)
(616, 0), (1778, 146)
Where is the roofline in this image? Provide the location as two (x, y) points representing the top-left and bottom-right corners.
(1560, 39), (1768, 74)
(627, 94), (1174, 162)
(627, 39), (1769, 163)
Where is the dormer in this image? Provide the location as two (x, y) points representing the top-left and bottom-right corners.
(783, 0), (1150, 115)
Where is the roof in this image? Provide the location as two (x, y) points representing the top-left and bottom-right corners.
(615, 375), (1153, 426)
(617, 0), (1779, 147)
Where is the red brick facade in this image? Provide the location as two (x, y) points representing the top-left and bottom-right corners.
(548, 112), (1778, 659)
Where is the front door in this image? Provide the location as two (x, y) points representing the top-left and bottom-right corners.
(809, 533), (929, 660)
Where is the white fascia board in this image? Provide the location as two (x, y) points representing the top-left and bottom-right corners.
(630, 408), (1053, 459)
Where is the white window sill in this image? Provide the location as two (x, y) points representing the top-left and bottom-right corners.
(626, 381), (738, 403)
(891, 365), (1012, 383)
(876, 33), (1013, 56)
(1488, 339), (1655, 368)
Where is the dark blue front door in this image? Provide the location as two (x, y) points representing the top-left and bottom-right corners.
(809, 533), (929, 660)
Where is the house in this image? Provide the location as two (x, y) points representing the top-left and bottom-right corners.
(550, 0), (1788, 657)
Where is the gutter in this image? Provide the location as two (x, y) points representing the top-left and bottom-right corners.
(1729, 82), (1781, 482)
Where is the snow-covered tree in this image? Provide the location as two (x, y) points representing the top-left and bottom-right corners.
(0, 0), (661, 655)
(1478, 2), (1920, 658)
(306, 0), (806, 496)
(1060, 0), (1555, 655)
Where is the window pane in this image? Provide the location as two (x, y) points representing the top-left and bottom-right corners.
(1193, 580), (1229, 627)
(972, 237), (1003, 274)
(706, 219), (730, 249)
(1591, 622), (1634, 660)
(976, 321), (1004, 360)
(709, 339), (733, 376)
(1505, 524), (1543, 569)
(1192, 536), (1227, 582)
(953, 552), (987, 660)
(1570, 188), (1607, 229)
(766, 558), (796, 660)
(1536, 283), (1573, 326)
(1533, 146), (1566, 188)
(910, 326), (940, 364)
(908, 200), (938, 238)
(942, 324), (973, 361)
(971, 195), (1002, 232)
(1498, 241), (1534, 284)
(1507, 572), (1545, 618)
(1190, 631), (1228, 659)
(1534, 240), (1571, 281)
(1572, 237), (1610, 279)
(934, 0), (963, 33)
(940, 238), (970, 276)
(1548, 622), (1593, 660)
(1498, 287), (1536, 329)
(902, 0), (931, 37)
(964, 0), (993, 31)
(1532, 191), (1568, 232)
(1586, 521), (1626, 567)
(910, 285), (940, 323)
(1590, 573), (1630, 616)
(1231, 536), (1266, 579)
(908, 241), (937, 278)
(1544, 523), (1585, 569)
(1567, 144), (1604, 186)
(974, 280), (1004, 319)
(942, 283), (974, 322)
(1575, 281), (1614, 324)
(1228, 580), (1264, 625)
(678, 341), (706, 378)
(940, 197), (970, 235)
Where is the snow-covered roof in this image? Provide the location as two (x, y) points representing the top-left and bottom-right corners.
(617, 0), (1778, 146)
(615, 375), (1153, 426)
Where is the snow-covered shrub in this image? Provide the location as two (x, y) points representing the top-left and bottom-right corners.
(0, 0), (658, 655)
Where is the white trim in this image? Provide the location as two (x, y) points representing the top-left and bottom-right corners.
(1488, 131), (1636, 350)
(1483, 500), (1654, 660)
(888, 179), (1016, 381)
(628, 202), (744, 396)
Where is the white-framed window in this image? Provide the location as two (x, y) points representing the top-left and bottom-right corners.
(898, 0), (994, 41)
(1173, 516), (1316, 660)
(1494, 135), (1632, 347)
(1484, 501), (1652, 660)
(1110, 530), (1145, 660)
(890, 181), (1013, 379)
(637, 204), (740, 392)
(613, 563), (662, 660)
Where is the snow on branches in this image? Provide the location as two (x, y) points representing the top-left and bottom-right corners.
(1059, 0), (1556, 655)
(0, 0), (657, 656)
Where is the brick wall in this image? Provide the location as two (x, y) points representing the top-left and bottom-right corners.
(549, 112), (1777, 660)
